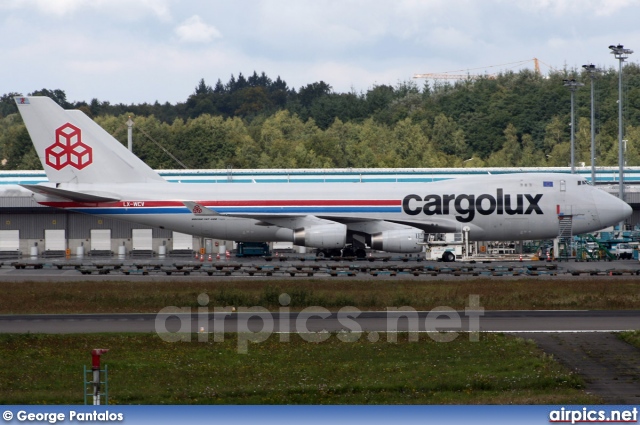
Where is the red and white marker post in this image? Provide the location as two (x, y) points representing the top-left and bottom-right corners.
(91, 349), (109, 405)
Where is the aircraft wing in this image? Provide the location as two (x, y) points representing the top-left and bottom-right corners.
(252, 215), (340, 229)
(235, 213), (459, 232)
(20, 184), (121, 203)
(191, 208), (462, 235)
(366, 217), (463, 233)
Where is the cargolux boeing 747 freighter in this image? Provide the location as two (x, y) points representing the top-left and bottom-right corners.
(15, 96), (632, 258)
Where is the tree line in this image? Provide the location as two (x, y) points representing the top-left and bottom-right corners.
(2, 66), (640, 171)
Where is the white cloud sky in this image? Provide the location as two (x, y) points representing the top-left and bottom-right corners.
(2, 0), (640, 104)
(175, 15), (222, 43)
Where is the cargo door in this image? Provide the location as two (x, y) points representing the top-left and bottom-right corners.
(0, 230), (19, 251)
(45, 229), (66, 251)
(132, 229), (153, 251)
(90, 229), (111, 251)
(172, 232), (193, 250)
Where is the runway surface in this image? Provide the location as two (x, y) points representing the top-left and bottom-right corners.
(1, 310), (639, 334)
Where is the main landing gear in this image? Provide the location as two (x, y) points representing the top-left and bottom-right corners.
(316, 248), (367, 259)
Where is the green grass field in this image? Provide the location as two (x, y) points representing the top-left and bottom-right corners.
(1, 278), (639, 314)
(0, 333), (598, 405)
(619, 330), (640, 348)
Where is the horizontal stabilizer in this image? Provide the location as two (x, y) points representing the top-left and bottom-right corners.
(20, 184), (120, 203)
(183, 201), (220, 216)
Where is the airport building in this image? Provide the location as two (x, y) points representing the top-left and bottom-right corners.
(1, 167), (640, 258)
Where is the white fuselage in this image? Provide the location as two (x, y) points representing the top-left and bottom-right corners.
(36, 173), (631, 243)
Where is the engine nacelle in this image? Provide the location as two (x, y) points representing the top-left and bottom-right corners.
(293, 223), (346, 249)
(371, 229), (423, 253)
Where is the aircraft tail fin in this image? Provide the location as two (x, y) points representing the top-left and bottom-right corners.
(15, 96), (166, 185)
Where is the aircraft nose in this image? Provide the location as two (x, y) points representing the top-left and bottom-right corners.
(595, 191), (633, 227)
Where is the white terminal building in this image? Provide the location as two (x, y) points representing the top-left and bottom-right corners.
(1, 166), (639, 258)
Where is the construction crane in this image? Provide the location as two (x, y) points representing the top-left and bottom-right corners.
(414, 58), (544, 80)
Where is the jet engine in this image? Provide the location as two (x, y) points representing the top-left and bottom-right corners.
(293, 223), (346, 249)
(371, 229), (423, 253)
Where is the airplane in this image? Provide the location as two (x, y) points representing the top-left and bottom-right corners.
(14, 96), (633, 260)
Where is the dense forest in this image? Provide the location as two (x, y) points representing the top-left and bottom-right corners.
(2, 66), (640, 171)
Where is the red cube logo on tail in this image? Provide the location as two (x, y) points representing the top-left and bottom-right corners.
(45, 123), (93, 170)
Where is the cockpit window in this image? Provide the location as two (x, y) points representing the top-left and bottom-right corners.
(577, 180), (590, 186)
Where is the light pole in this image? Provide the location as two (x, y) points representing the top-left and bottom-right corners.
(563, 79), (584, 174)
(582, 64), (601, 185)
(609, 44), (633, 227)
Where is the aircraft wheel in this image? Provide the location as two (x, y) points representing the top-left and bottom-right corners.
(316, 250), (327, 259)
(355, 248), (367, 259)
